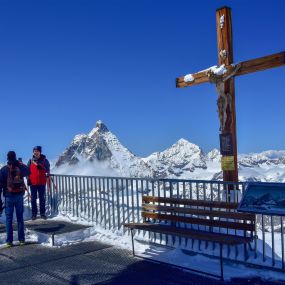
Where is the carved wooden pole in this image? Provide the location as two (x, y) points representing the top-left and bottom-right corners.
(216, 7), (238, 183)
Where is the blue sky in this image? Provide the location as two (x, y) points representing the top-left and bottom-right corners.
(0, 0), (284, 162)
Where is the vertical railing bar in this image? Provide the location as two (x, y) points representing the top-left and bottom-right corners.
(50, 175), (54, 215)
(281, 216), (284, 270)
(131, 179), (135, 224)
(63, 176), (67, 214)
(90, 177), (94, 222)
(116, 178), (121, 230)
(102, 177), (107, 229)
(157, 180), (162, 244)
(262, 215), (266, 262)
(203, 182), (208, 251)
(94, 178), (98, 224)
(46, 176), (51, 215)
(226, 183), (230, 257)
(84, 177), (87, 219)
(137, 180), (140, 223)
(107, 178), (111, 229)
(87, 177), (90, 221)
(99, 178), (103, 224)
(126, 179), (130, 228)
(79, 177), (83, 217)
(55, 175), (59, 214)
(151, 180), (155, 242)
(163, 180), (168, 246)
(271, 215), (275, 267)
(51, 175), (55, 214)
(111, 178), (115, 228)
(64, 175), (67, 213)
(136, 179), (142, 237)
(75, 177), (79, 218)
(183, 181), (187, 247)
(62, 176), (65, 214)
(121, 178), (126, 232)
(177, 181), (181, 247)
(53, 176), (58, 214)
(71, 177), (75, 217)
(67, 176), (71, 215)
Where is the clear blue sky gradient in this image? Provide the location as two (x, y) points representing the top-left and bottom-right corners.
(0, 0), (284, 162)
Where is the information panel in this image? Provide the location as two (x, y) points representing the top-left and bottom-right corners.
(238, 183), (285, 216)
(221, 156), (235, 171)
(219, 133), (233, 155)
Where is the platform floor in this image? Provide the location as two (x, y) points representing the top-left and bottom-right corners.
(0, 220), (284, 284)
(0, 219), (89, 233)
(0, 240), (284, 285)
(25, 219), (90, 235)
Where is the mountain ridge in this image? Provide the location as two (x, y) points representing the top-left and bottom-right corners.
(53, 120), (285, 182)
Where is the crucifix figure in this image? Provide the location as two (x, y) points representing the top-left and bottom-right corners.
(176, 6), (285, 184)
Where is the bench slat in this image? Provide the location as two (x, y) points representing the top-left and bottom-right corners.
(142, 211), (255, 232)
(143, 196), (238, 209)
(124, 223), (253, 245)
(142, 204), (255, 221)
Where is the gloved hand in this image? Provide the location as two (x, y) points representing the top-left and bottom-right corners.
(36, 164), (42, 170)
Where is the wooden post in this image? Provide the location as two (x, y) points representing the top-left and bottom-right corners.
(216, 7), (238, 183)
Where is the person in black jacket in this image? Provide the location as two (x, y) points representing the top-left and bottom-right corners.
(0, 151), (30, 247)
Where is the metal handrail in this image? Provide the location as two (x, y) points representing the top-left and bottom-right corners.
(26, 174), (284, 272)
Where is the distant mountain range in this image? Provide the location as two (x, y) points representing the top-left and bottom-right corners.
(52, 121), (285, 182)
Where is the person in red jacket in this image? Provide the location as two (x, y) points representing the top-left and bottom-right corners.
(27, 146), (50, 220)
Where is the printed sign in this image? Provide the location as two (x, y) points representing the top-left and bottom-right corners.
(219, 133), (233, 155)
(238, 183), (285, 216)
(221, 156), (235, 171)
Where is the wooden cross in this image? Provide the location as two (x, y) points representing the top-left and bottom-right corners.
(176, 6), (285, 184)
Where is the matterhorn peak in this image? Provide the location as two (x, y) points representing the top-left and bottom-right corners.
(88, 120), (109, 137)
(96, 120), (109, 132)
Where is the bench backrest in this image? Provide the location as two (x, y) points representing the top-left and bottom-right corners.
(142, 196), (256, 238)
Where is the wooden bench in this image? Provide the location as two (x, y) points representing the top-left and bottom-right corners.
(124, 195), (256, 280)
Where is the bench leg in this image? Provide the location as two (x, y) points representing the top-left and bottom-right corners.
(220, 243), (224, 281)
(131, 229), (135, 256)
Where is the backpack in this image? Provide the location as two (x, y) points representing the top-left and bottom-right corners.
(7, 165), (25, 193)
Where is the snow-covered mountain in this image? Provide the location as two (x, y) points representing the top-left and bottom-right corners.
(54, 121), (152, 177)
(53, 120), (285, 182)
(143, 139), (207, 179)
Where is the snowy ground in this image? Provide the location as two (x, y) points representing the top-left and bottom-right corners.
(1, 211), (281, 283)
(0, 193), (284, 282)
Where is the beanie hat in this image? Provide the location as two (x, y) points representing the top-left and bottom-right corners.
(33, 146), (42, 153)
(7, 151), (16, 161)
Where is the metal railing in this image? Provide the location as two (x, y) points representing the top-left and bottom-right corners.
(38, 174), (285, 272)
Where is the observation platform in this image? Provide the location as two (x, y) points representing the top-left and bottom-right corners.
(0, 220), (283, 284)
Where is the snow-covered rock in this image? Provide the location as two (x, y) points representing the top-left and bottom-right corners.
(54, 121), (152, 177)
(143, 138), (207, 179)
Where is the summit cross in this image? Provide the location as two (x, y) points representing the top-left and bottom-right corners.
(176, 6), (285, 184)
